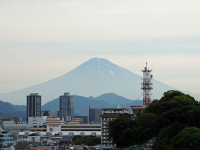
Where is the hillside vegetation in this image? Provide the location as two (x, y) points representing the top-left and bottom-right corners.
(108, 90), (200, 150)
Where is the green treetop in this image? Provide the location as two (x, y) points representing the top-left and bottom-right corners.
(108, 90), (200, 149)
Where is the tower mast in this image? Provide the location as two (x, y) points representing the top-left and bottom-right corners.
(141, 62), (153, 106)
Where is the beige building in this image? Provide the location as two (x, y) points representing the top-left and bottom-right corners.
(66, 117), (82, 124)
(46, 117), (64, 132)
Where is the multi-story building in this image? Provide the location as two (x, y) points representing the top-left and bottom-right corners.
(130, 106), (143, 119)
(46, 118), (101, 136)
(59, 93), (74, 122)
(42, 111), (58, 117)
(89, 108), (102, 124)
(101, 108), (129, 146)
(61, 124), (101, 136)
(66, 118), (82, 124)
(0, 131), (13, 150)
(74, 116), (88, 124)
(27, 93), (43, 127)
(46, 117), (64, 132)
(0, 121), (13, 150)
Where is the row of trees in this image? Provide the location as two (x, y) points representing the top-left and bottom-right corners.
(73, 136), (101, 146)
(108, 90), (200, 150)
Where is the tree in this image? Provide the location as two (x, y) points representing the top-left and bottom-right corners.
(73, 136), (85, 145)
(153, 122), (185, 150)
(108, 90), (200, 149)
(85, 136), (101, 146)
(108, 113), (135, 148)
(136, 112), (159, 142)
(73, 136), (101, 146)
(172, 127), (200, 150)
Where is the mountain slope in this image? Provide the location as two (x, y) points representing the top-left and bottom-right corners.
(42, 93), (142, 116)
(0, 100), (16, 112)
(0, 100), (26, 120)
(0, 93), (141, 120)
(0, 57), (195, 105)
(95, 93), (142, 106)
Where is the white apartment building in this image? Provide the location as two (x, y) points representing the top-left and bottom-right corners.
(46, 117), (101, 136)
(101, 108), (129, 146)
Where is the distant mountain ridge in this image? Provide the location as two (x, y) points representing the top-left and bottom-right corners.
(42, 93), (142, 116)
(0, 100), (26, 120)
(1, 91), (199, 119)
(0, 93), (142, 119)
(0, 57), (199, 104)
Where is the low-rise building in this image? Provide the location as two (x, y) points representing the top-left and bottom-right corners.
(61, 124), (101, 136)
(4, 124), (31, 132)
(0, 121), (13, 150)
(75, 116), (88, 124)
(30, 146), (56, 150)
(0, 131), (13, 150)
(130, 106), (143, 119)
(28, 133), (41, 143)
(28, 117), (43, 127)
(30, 127), (47, 132)
(46, 117), (64, 133)
(19, 123), (101, 138)
(66, 117), (82, 124)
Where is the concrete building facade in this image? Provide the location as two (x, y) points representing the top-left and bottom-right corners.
(101, 108), (129, 146)
(61, 124), (101, 136)
(59, 93), (74, 122)
(89, 108), (102, 124)
(74, 116), (88, 124)
(0, 121), (13, 150)
(46, 123), (101, 136)
(46, 117), (64, 133)
(27, 93), (43, 127)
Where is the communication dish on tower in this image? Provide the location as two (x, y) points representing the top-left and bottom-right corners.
(141, 62), (153, 106)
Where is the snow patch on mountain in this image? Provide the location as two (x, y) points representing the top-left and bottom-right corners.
(110, 70), (116, 78)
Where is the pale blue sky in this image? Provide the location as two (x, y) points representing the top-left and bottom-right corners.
(0, 0), (200, 94)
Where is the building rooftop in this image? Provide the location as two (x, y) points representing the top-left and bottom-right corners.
(29, 133), (40, 136)
(64, 92), (70, 96)
(102, 108), (128, 110)
(29, 93), (40, 96)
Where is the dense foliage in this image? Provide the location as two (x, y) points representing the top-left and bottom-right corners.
(73, 136), (101, 146)
(108, 90), (200, 149)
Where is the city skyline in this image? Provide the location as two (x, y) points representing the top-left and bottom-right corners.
(0, 0), (200, 95)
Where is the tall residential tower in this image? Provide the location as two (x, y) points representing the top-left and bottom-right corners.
(59, 93), (74, 121)
(27, 93), (43, 127)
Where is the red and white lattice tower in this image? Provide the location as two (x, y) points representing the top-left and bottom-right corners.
(141, 62), (153, 106)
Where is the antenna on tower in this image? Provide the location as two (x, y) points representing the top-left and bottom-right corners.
(141, 62), (153, 106)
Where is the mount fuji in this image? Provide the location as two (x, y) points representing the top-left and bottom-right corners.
(0, 58), (197, 105)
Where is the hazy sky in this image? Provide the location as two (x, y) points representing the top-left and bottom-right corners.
(0, 0), (200, 94)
